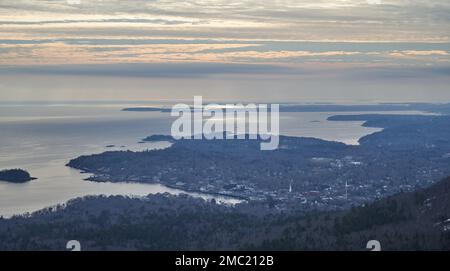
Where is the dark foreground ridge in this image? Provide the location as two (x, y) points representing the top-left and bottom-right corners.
(122, 103), (450, 115)
(0, 176), (449, 250)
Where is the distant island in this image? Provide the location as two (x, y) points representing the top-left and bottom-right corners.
(122, 107), (171, 112)
(67, 114), (450, 211)
(0, 169), (36, 183)
(1, 175), (449, 250)
(141, 134), (176, 143)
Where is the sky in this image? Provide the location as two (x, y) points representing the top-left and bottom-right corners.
(0, 0), (449, 102)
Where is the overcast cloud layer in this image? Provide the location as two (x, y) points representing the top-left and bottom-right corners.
(0, 0), (449, 102)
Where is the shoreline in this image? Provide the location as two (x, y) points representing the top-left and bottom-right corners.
(83, 174), (249, 202)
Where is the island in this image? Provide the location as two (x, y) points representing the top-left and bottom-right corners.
(122, 107), (171, 112)
(0, 169), (36, 183)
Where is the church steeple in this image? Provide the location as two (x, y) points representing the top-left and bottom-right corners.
(345, 180), (349, 200)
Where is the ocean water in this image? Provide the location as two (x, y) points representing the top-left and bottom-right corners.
(0, 103), (424, 217)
